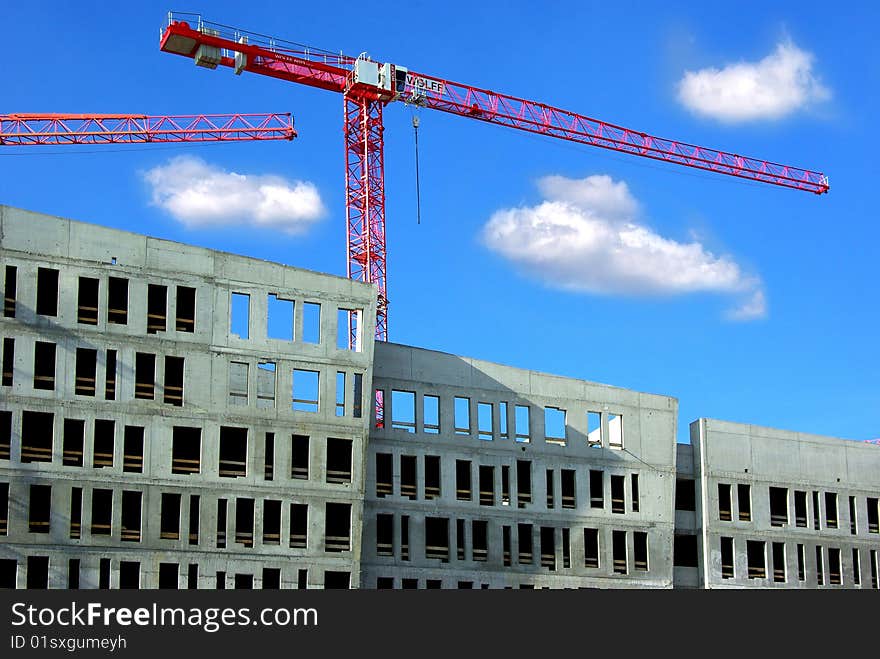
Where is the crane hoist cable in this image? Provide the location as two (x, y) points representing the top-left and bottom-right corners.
(411, 110), (422, 225)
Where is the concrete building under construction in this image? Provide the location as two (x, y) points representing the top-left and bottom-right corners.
(1, 204), (878, 589)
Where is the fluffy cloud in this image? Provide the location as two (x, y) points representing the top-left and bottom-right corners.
(481, 174), (766, 320)
(677, 41), (830, 122)
(144, 156), (325, 234)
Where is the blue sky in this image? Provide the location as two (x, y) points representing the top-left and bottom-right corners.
(2, 1), (878, 443)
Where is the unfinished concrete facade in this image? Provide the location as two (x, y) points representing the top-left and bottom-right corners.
(0, 205), (377, 589)
(360, 342), (679, 588)
(3, 205), (880, 591)
(674, 419), (880, 589)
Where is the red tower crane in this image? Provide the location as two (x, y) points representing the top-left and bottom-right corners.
(0, 112), (295, 145)
(158, 13), (830, 342)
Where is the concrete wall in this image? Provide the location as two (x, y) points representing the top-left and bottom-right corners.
(688, 418), (880, 589)
(361, 342), (679, 588)
(0, 205), (377, 589)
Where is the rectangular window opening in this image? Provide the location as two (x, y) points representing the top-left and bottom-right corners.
(33, 341), (56, 390)
(216, 499), (227, 549)
(747, 540), (766, 579)
(291, 434), (309, 480)
(104, 349), (116, 400)
(352, 373), (363, 418)
(134, 352), (155, 400)
(540, 527), (556, 570)
(478, 402), (494, 441)
(21, 410), (53, 463)
(263, 499), (281, 545)
(292, 369), (319, 412)
(608, 413), (624, 448)
(77, 277), (99, 325)
(91, 488), (112, 536)
(235, 498), (254, 547)
(721, 537), (734, 579)
(424, 455), (441, 499)
(175, 286), (196, 332)
(230, 292), (250, 339)
(172, 426), (201, 475)
(825, 492), (838, 529)
(62, 419), (85, 467)
(325, 502), (351, 552)
(794, 490), (808, 527)
(1, 338), (13, 387)
(3, 265), (16, 318)
(868, 497), (879, 534)
(718, 483), (732, 521)
(219, 426), (247, 478)
(769, 486), (788, 527)
(400, 455), (417, 500)
(29, 484), (51, 534)
(517, 460), (532, 507)
(163, 356), (185, 406)
(546, 469), (555, 509)
(423, 394), (440, 434)
(376, 453), (393, 498)
(518, 523), (533, 565)
(0, 411), (9, 461)
(302, 301), (321, 344)
(514, 405), (530, 443)
(337, 308), (362, 351)
(587, 411), (602, 447)
(612, 530), (628, 574)
(147, 284), (167, 334)
(584, 528), (600, 568)
(479, 465), (495, 506)
(264, 433), (274, 481)
(849, 496), (857, 535)
(335, 372), (346, 417)
(289, 503), (307, 549)
(391, 390), (416, 433)
(738, 484), (751, 521)
(107, 277), (128, 325)
(544, 406), (566, 445)
(454, 397), (471, 435)
(611, 475), (625, 514)
(772, 542), (786, 582)
(376, 513), (393, 557)
(36, 267), (59, 316)
(326, 438), (353, 485)
(424, 517), (449, 562)
(267, 293), (293, 341)
(634, 531), (649, 571)
(562, 469), (576, 509)
(256, 361), (276, 408)
(121, 490), (142, 543)
(92, 419), (114, 469)
(590, 470), (604, 509)
(122, 426), (144, 473)
(797, 543), (806, 581)
(829, 547), (842, 585)
(473, 520), (488, 562)
(160, 492), (181, 540)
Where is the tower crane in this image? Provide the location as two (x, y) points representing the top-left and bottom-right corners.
(158, 13), (829, 343)
(0, 113), (294, 145)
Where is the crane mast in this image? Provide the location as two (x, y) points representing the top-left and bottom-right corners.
(159, 13), (830, 342)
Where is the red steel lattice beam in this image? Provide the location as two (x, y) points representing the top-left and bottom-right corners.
(0, 113), (295, 145)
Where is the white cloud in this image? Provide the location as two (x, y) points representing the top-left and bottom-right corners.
(677, 40), (830, 122)
(143, 156), (325, 234)
(481, 174), (766, 320)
